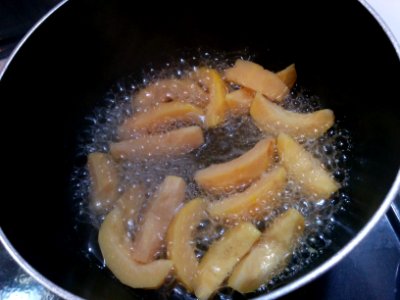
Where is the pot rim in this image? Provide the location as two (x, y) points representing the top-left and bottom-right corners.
(0, 1), (399, 299)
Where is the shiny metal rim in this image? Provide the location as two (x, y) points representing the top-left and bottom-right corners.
(0, 1), (399, 299)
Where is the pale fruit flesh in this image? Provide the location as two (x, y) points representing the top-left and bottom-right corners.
(194, 137), (276, 194)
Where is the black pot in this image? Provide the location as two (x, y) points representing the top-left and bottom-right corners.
(0, 1), (399, 299)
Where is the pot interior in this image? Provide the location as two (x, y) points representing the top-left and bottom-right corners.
(0, 1), (399, 299)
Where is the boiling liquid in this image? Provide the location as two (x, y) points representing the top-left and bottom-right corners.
(71, 53), (352, 298)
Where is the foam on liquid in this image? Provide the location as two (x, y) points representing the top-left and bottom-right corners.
(71, 52), (352, 298)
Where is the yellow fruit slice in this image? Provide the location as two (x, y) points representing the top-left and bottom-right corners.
(110, 126), (204, 160)
(194, 138), (276, 194)
(118, 101), (204, 139)
(224, 60), (289, 102)
(208, 167), (287, 220)
(276, 64), (297, 90)
(87, 152), (120, 213)
(130, 176), (186, 263)
(197, 68), (228, 128)
(250, 93), (334, 139)
(133, 78), (209, 109)
(228, 209), (305, 293)
(194, 222), (261, 300)
(277, 133), (340, 198)
(98, 206), (172, 289)
(167, 198), (207, 291)
(225, 88), (254, 116)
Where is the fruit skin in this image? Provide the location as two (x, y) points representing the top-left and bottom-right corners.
(228, 209), (305, 293)
(225, 60), (289, 102)
(196, 68), (228, 128)
(276, 64), (297, 90)
(87, 152), (120, 214)
(207, 167), (287, 220)
(194, 137), (276, 194)
(131, 176), (186, 263)
(194, 222), (261, 300)
(110, 126), (204, 160)
(250, 92), (334, 139)
(167, 198), (207, 291)
(118, 101), (204, 139)
(225, 88), (254, 116)
(277, 133), (340, 198)
(98, 205), (173, 289)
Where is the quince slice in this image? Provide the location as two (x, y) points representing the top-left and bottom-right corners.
(131, 176), (186, 263)
(118, 101), (204, 139)
(196, 68), (228, 128)
(98, 206), (172, 289)
(194, 222), (261, 300)
(250, 93), (334, 139)
(225, 60), (289, 102)
(167, 198), (207, 291)
(87, 152), (120, 213)
(228, 209), (304, 293)
(225, 88), (254, 116)
(277, 133), (340, 198)
(194, 137), (275, 194)
(276, 64), (297, 90)
(110, 126), (204, 160)
(208, 167), (287, 220)
(133, 78), (209, 110)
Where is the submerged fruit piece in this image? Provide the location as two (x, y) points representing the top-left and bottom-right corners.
(250, 93), (334, 139)
(131, 176), (186, 263)
(208, 167), (287, 220)
(225, 60), (289, 102)
(98, 206), (172, 289)
(196, 68), (228, 127)
(133, 78), (209, 109)
(167, 198), (207, 291)
(87, 152), (119, 213)
(228, 209), (305, 293)
(276, 64), (297, 90)
(117, 184), (146, 227)
(194, 222), (261, 300)
(194, 138), (276, 194)
(110, 126), (204, 160)
(277, 133), (340, 198)
(225, 88), (254, 115)
(118, 101), (204, 139)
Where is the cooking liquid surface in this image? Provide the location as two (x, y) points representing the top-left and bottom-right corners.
(71, 53), (352, 298)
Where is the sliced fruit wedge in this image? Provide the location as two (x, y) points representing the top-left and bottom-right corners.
(250, 93), (334, 139)
(87, 152), (120, 213)
(194, 222), (261, 300)
(118, 101), (204, 139)
(228, 209), (305, 293)
(167, 198), (207, 291)
(131, 176), (186, 263)
(196, 68), (228, 128)
(208, 167), (287, 220)
(276, 64), (297, 90)
(224, 60), (289, 102)
(133, 78), (209, 109)
(277, 133), (340, 198)
(117, 184), (146, 227)
(194, 137), (276, 194)
(110, 126), (204, 160)
(225, 88), (254, 116)
(98, 206), (172, 289)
